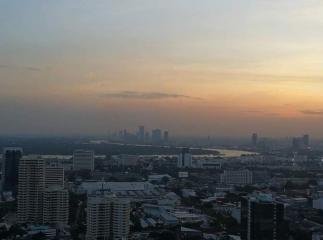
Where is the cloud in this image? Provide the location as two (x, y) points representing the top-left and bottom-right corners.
(244, 110), (264, 113)
(243, 110), (280, 117)
(103, 91), (201, 100)
(0, 64), (41, 72)
(300, 110), (323, 115)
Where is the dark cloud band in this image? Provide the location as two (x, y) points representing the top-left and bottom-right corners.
(103, 91), (201, 100)
(300, 110), (323, 115)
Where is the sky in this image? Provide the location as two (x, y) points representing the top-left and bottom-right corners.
(1, 0), (323, 137)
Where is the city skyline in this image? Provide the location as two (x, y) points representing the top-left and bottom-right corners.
(1, 1), (323, 137)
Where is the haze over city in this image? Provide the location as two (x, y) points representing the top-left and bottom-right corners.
(1, 0), (323, 137)
(3, 2), (323, 240)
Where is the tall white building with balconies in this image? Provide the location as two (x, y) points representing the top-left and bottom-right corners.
(45, 165), (65, 188)
(18, 155), (69, 225)
(17, 155), (45, 223)
(86, 192), (130, 240)
(43, 186), (69, 225)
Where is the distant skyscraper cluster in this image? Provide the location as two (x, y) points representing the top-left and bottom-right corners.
(292, 134), (310, 150)
(112, 125), (170, 145)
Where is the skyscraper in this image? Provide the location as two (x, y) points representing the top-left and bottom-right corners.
(43, 164), (68, 225)
(17, 155), (45, 223)
(177, 148), (192, 168)
(292, 137), (300, 150)
(45, 165), (65, 188)
(86, 192), (130, 240)
(73, 149), (95, 171)
(241, 193), (285, 240)
(138, 125), (145, 142)
(163, 130), (169, 143)
(303, 134), (310, 147)
(43, 186), (69, 225)
(151, 129), (162, 144)
(145, 131), (150, 142)
(18, 155), (68, 225)
(251, 133), (258, 146)
(1, 147), (23, 195)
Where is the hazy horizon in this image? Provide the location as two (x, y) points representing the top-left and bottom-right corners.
(1, 1), (323, 137)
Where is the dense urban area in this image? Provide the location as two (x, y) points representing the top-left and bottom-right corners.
(0, 127), (323, 240)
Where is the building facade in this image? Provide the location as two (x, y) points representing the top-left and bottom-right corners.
(86, 193), (130, 240)
(45, 165), (65, 188)
(221, 170), (253, 186)
(73, 149), (95, 171)
(1, 147), (23, 194)
(151, 129), (162, 144)
(18, 155), (68, 225)
(17, 155), (45, 223)
(177, 148), (192, 168)
(241, 194), (285, 240)
(43, 186), (69, 225)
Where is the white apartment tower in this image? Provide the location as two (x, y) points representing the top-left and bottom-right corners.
(112, 198), (131, 240)
(43, 186), (69, 225)
(43, 164), (68, 225)
(17, 155), (45, 223)
(73, 149), (95, 171)
(86, 193), (130, 240)
(45, 165), (65, 188)
(18, 155), (68, 224)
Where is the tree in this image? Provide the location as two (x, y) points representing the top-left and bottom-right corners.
(8, 224), (26, 237)
(158, 230), (177, 240)
(161, 176), (170, 185)
(31, 232), (48, 240)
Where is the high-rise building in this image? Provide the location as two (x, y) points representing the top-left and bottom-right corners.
(177, 148), (192, 168)
(303, 134), (310, 147)
(43, 186), (69, 225)
(1, 147), (23, 194)
(151, 129), (162, 144)
(145, 131), (150, 142)
(73, 149), (94, 171)
(251, 133), (258, 146)
(138, 125), (145, 141)
(221, 170), (253, 186)
(17, 155), (45, 223)
(123, 129), (128, 140)
(18, 155), (68, 225)
(86, 192), (130, 240)
(43, 164), (68, 225)
(45, 165), (65, 188)
(163, 130), (169, 143)
(292, 137), (300, 150)
(241, 193), (285, 240)
(112, 197), (131, 240)
(292, 135), (310, 150)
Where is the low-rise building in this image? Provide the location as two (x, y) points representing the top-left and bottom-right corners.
(221, 170), (253, 186)
(73, 150), (94, 171)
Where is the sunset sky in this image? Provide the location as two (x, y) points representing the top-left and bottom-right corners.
(1, 0), (323, 137)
